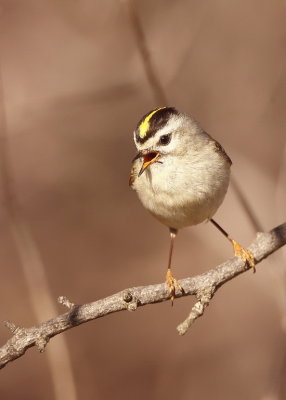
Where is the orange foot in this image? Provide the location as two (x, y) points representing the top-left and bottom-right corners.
(230, 239), (256, 272)
(166, 269), (182, 306)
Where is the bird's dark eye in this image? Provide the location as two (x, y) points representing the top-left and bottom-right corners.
(159, 134), (171, 145)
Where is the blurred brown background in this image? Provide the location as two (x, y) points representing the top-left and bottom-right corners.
(0, 0), (286, 399)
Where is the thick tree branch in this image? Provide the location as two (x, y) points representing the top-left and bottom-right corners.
(1, 223), (285, 369)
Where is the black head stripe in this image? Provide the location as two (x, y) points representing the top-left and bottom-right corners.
(135, 107), (178, 144)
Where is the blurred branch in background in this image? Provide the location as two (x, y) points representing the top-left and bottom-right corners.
(274, 144), (286, 334)
(0, 222), (285, 369)
(262, 145), (286, 400)
(231, 176), (264, 232)
(0, 71), (78, 399)
(123, 0), (167, 105)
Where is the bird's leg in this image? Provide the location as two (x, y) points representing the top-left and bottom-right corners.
(210, 219), (256, 272)
(165, 228), (182, 305)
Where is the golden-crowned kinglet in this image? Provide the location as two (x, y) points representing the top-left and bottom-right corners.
(130, 107), (255, 303)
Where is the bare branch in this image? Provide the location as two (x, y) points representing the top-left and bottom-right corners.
(0, 223), (285, 369)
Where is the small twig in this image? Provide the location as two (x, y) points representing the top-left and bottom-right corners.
(4, 321), (20, 334)
(0, 223), (285, 369)
(177, 286), (215, 335)
(58, 296), (76, 310)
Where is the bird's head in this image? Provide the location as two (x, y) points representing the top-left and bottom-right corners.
(132, 106), (203, 176)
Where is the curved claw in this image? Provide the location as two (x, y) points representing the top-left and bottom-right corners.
(166, 269), (182, 306)
(230, 239), (256, 272)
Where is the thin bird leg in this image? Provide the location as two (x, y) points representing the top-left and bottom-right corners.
(165, 228), (182, 305)
(167, 228), (176, 270)
(210, 219), (256, 272)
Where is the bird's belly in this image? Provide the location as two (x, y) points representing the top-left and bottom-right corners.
(140, 191), (215, 229)
(136, 170), (229, 229)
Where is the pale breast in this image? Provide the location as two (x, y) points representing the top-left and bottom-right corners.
(131, 144), (231, 229)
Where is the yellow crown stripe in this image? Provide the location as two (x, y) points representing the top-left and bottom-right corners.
(138, 107), (167, 138)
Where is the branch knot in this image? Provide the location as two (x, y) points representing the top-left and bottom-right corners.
(35, 335), (49, 353)
(122, 290), (138, 311)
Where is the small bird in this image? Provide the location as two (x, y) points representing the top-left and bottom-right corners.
(129, 107), (255, 304)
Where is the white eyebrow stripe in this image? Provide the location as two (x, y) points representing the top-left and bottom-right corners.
(152, 117), (181, 138)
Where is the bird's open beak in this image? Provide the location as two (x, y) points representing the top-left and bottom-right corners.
(134, 151), (161, 177)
